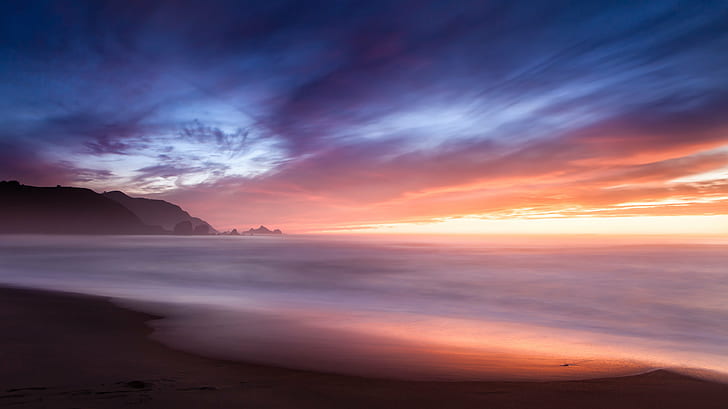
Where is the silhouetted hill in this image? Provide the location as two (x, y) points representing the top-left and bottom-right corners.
(173, 220), (193, 235)
(0, 181), (160, 234)
(103, 191), (216, 234)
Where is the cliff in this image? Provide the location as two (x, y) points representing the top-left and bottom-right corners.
(102, 191), (216, 234)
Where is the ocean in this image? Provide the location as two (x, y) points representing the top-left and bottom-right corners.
(1, 234), (726, 381)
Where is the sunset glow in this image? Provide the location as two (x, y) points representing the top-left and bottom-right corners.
(1, 1), (726, 235)
(316, 215), (728, 236)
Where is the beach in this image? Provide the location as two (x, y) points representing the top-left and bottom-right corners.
(2, 286), (727, 409)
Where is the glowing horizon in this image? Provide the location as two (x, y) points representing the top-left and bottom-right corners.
(309, 215), (728, 236)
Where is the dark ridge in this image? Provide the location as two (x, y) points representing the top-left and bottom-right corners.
(0, 181), (161, 235)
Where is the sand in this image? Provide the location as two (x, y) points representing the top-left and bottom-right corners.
(1, 286), (727, 408)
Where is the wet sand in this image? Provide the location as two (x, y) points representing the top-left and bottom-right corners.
(1, 286), (727, 408)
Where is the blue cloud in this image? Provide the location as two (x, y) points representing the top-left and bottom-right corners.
(0, 0), (727, 196)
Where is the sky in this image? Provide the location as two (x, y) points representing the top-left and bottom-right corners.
(1, 0), (727, 234)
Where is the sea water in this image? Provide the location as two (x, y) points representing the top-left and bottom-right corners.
(0, 234), (726, 381)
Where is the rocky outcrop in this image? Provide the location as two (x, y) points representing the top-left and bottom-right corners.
(246, 225), (283, 235)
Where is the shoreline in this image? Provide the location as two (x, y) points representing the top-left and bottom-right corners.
(2, 285), (728, 408)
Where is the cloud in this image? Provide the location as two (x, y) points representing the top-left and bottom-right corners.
(178, 120), (250, 157)
(1, 0), (727, 230)
(0, 141), (113, 186)
(154, 90), (728, 230)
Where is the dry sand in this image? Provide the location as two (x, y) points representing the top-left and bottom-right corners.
(1, 286), (727, 408)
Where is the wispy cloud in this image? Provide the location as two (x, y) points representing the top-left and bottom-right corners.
(1, 0), (727, 231)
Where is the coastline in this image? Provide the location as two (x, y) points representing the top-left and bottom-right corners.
(2, 285), (727, 408)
